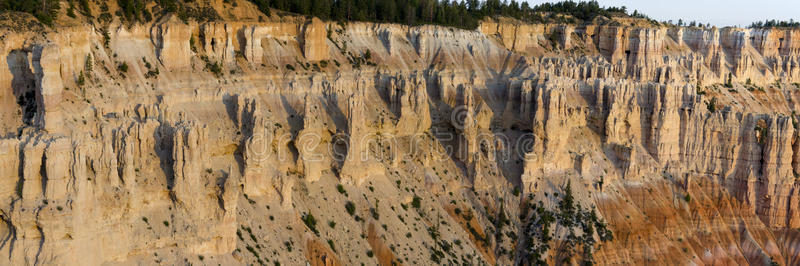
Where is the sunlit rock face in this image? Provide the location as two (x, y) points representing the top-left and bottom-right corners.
(2, 2), (800, 265)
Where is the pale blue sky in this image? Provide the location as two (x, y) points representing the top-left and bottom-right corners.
(523, 0), (799, 27)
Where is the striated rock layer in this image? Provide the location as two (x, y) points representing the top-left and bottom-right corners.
(2, 4), (800, 265)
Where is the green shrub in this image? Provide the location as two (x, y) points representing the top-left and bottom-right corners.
(66, 2), (76, 18)
(117, 62), (128, 73)
(204, 59), (222, 77)
(246, 0), (271, 17)
(345, 201), (355, 216)
(84, 55), (93, 72)
(302, 213), (319, 236)
(102, 28), (111, 48)
(724, 73), (733, 88)
(370, 207), (379, 220)
(77, 71), (86, 87)
(327, 239), (337, 253)
(79, 0), (91, 17)
(706, 98), (717, 113)
(190, 37), (197, 53)
(411, 195), (421, 209)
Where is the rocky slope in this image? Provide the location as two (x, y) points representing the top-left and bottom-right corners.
(1, 2), (800, 265)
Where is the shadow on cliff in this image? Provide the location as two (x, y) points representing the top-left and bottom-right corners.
(153, 123), (175, 190)
(280, 94), (301, 164)
(7, 49), (37, 127)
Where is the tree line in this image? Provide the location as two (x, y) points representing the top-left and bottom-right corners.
(749, 19), (800, 29)
(250, 0), (645, 29)
(2, 0), (797, 30)
(0, 0), (61, 26)
(0, 0), (220, 26)
(5, 0), (633, 29)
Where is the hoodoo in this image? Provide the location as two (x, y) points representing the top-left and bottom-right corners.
(0, 0), (799, 265)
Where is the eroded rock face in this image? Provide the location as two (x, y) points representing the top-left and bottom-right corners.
(200, 22), (236, 66)
(302, 18), (329, 61)
(3, 5), (800, 265)
(152, 18), (193, 70)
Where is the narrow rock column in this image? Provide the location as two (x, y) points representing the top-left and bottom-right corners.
(33, 45), (64, 132)
(302, 18), (329, 61)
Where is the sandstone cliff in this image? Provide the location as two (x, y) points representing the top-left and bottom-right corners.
(1, 2), (800, 265)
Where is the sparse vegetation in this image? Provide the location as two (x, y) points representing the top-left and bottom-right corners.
(84, 54), (93, 73)
(201, 56), (222, 77)
(117, 62), (129, 73)
(345, 50), (376, 69)
(77, 71), (86, 87)
(78, 0), (90, 17)
(143, 57), (159, 78)
(370, 201), (380, 220)
(411, 195), (421, 209)
(345, 201), (356, 216)
(706, 97), (717, 113)
(190, 36), (197, 53)
(117, 0), (219, 24)
(724, 73), (733, 88)
(101, 28), (111, 48)
(66, 1), (76, 18)
(521, 182), (613, 265)
(302, 213), (319, 236)
(327, 239), (337, 253)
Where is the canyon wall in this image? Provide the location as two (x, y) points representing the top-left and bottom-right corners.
(1, 7), (800, 265)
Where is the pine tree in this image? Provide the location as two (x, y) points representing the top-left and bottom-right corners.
(725, 73), (733, 88)
(249, 0), (271, 17)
